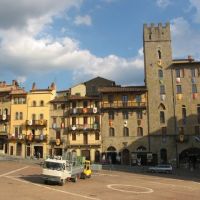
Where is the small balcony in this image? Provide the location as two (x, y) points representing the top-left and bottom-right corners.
(26, 134), (47, 142)
(68, 107), (100, 115)
(175, 134), (189, 143)
(0, 115), (10, 123)
(8, 134), (26, 142)
(69, 123), (100, 131)
(26, 119), (47, 127)
(68, 142), (101, 148)
(101, 102), (146, 109)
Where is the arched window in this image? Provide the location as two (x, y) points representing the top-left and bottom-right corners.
(40, 114), (44, 120)
(123, 127), (129, 137)
(182, 105), (186, 125)
(19, 112), (23, 120)
(137, 127), (143, 137)
(15, 112), (19, 120)
(160, 148), (167, 163)
(158, 50), (162, 59)
(160, 111), (165, 123)
(109, 127), (115, 137)
(158, 69), (163, 78)
(32, 101), (36, 107)
(40, 100), (44, 106)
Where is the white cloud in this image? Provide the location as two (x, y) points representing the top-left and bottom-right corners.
(74, 15), (92, 26)
(0, 0), (144, 86)
(171, 17), (200, 59)
(155, 0), (171, 8)
(188, 0), (200, 23)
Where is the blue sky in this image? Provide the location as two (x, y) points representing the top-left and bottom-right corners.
(1, 0), (200, 90)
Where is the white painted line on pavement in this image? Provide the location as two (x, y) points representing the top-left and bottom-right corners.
(149, 181), (195, 191)
(107, 184), (154, 194)
(0, 166), (29, 177)
(93, 173), (119, 177)
(6, 176), (101, 200)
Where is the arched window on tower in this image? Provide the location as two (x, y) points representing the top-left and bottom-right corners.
(158, 50), (162, 59)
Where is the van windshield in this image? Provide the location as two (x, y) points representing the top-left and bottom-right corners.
(44, 162), (64, 171)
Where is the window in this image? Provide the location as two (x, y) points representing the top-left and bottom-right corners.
(178, 127), (184, 135)
(19, 112), (23, 120)
(72, 101), (76, 108)
(83, 101), (88, 108)
(72, 132), (76, 141)
(137, 110), (143, 119)
(108, 111), (114, 120)
(83, 117), (88, 125)
(176, 69), (184, 78)
(160, 111), (165, 124)
(53, 117), (56, 124)
(56, 131), (61, 139)
(95, 132), (99, 140)
(158, 69), (163, 78)
(162, 127), (167, 135)
(72, 117), (76, 125)
(108, 95), (114, 103)
(191, 68), (196, 77)
(123, 111), (129, 119)
(53, 104), (57, 110)
(95, 101), (99, 108)
(176, 85), (182, 94)
(122, 95), (128, 106)
(137, 127), (143, 137)
(176, 69), (181, 78)
(197, 105), (200, 124)
(158, 50), (162, 59)
(32, 114), (36, 120)
(14, 98), (18, 104)
(195, 126), (200, 135)
(192, 84), (197, 93)
(14, 126), (22, 138)
(32, 101), (36, 107)
(123, 127), (129, 137)
(15, 112), (19, 120)
(109, 127), (115, 137)
(39, 114), (44, 120)
(40, 100), (44, 106)
(14, 97), (26, 104)
(61, 104), (65, 110)
(182, 106), (186, 125)
(160, 85), (165, 94)
(135, 95), (141, 102)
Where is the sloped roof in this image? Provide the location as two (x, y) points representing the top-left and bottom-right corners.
(98, 86), (147, 93)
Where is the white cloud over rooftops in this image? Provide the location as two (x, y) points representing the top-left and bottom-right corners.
(74, 15), (92, 26)
(0, 0), (144, 86)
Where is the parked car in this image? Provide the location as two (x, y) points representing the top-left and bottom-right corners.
(148, 164), (173, 174)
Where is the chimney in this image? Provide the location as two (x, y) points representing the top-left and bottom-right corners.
(32, 82), (36, 90)
(3, 81), (6, 87)
(50, 82), (56, 90)
(188, 55), (194, 62)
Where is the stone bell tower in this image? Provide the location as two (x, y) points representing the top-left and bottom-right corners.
(143, 23), (176, 161)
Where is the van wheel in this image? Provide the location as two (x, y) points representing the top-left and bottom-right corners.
(59, 179), (65, 186)
(81, 173), (86, 179)
(72, 175), (78, 183)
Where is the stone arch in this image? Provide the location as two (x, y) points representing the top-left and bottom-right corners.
(122, 149), (130, 165)
(160, 148), (167, 163)
(179, 147), (200, 169)
(107, 146), (117, 164)
(158, 103), (166, 110)
(137, 146), (147, 152)
(95, 150), (100, 163)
